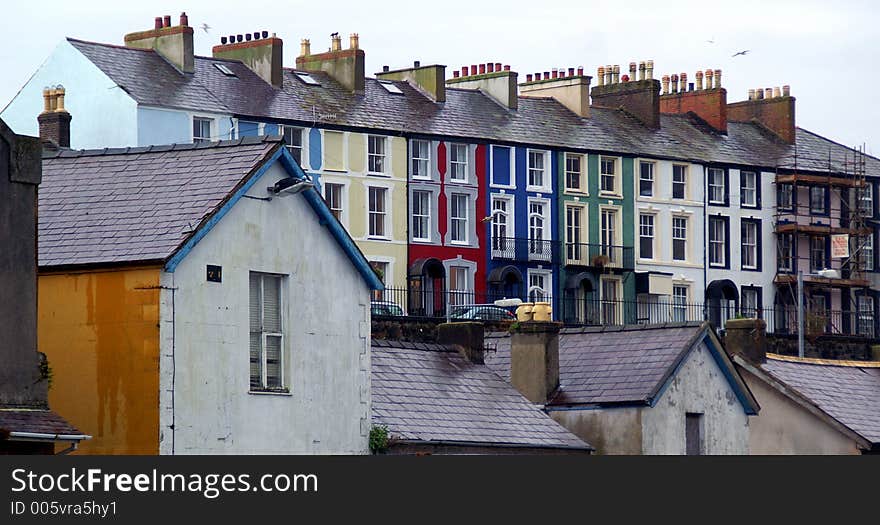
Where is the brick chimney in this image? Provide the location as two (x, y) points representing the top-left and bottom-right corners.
(37, 86), (72, 149)
(213, 31), (283, 88)
(509, 321), (561, 404)
(660, 67), (727, 133)
(590, 60), (660, 129)
(722, 318), (767, 364)
(727, 85), (796, 144)
(437, 322), (484, 364)
(376, 61), (446, 102)
(296, 33), (365, 93)
(124, 12), (194, 73)
(519, 67), (592, 117)
(445, 62), (518, 110)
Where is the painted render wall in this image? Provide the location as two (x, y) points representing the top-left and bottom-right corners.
(38, 268), (162, 455)
(158, 162), (371, 454)
(1, 40), (138, 149)
(550, 407), (643, 455)
(740, 368), (861, 455)
(138, 106), (234, 146)
(641, 341), (750, 454)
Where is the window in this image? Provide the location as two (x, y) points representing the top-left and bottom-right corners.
(860, 234), (874, 272)
(295, 72), (320, 85)
(368, 187), (387, 237)
(673, 285), (689, 322)
(810, 236), (827, 272)
(639, 162), (654, 197)
(282, 126), (304, 164)
(528, 201), (548, 259)
(600, 208), (618, 261)
(528, 271), (550, 302)
(449, 266), (470, 306)
(370, 261), (388, 301)
(214, 63), (236, 76)
(778, 233), (794, 272)
(685, 413), (703, 456)
(860, 183), (874, 216)
(368, 135), (386, 174)
(708, 168), (726, 204)
(249, 272), (285, 391)
(565, 153), (583, 192)
(858, 295), (875, 337)
(411, 190), (430, 241)
(377, 79), (403, 94)
(709, 216), (727, 267)
(600, 157), (617, 194)
(741, 171), (758, 207)
(450, 143), (468, 182)
(601, 278), (621, 325)
(741, 220), (759, 270)
(566, 205), (584, 262)
(741, 288), (760, 318)
(778, 183), (794, 211)
(810, 186), (827, 215)
(193, 117), (212, 143)
(639, 214), (655, 259)
(411, 140), (430, 179)
(491, 197), (511, 256)
(673, 165), (687, 199)
(672, 216), (688, 261)
(450, 193), (469, 244)
(323, 183), (343, 222)
(528, 150), (546, 189)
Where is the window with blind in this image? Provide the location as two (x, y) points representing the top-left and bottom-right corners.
(249, 272), (286, 392)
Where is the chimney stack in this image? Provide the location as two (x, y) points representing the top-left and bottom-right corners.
(509, 321), (561, 404)
(213, 31), (284, 88)
(591, 59), (661, 128)
(728, 85), (796, 144)
(377, 61), (447, 102)
(519, 65), (592, 117)
(722, 318), (767, 364)
(446, 61), (518, 109)
(660, 66), (728, 133)
(38, 86), (72, 148)
(437, 322), (485, 364)
(124, 13), (195, 73)
(296, 32), (367, 93)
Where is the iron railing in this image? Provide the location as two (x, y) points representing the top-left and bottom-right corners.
(490, 237), (634, 269)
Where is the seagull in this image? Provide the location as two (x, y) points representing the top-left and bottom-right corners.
(201, 23), (211, 33)
(732, 50), (750, 57)
(330, 31), (339, 38)
(706, 36), (715, 44)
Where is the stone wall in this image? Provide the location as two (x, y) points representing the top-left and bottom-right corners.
(767, 334), (873, 361)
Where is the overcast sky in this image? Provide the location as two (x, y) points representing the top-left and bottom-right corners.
(3, 0), (877, 153)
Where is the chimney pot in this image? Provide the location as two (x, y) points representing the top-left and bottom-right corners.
(605, 64), (612, 85)
(782, 85), (791, 96)
(246, 34), (252, 41)
(479, 64), (486, 74)
(414, 60), (420, 68)
(646, 60), (654, 80)
(487, 63), (494, 73)
(621, 74), (629, 82)
(577, 66), (583, 76)
(688, 82), (694, 91)
(671, 73), (679, 93)
(612, 64), (620, 84)
(221, 36), (228, 45)
(382, 65), (389, 72)
(470, 65), (477, 75)
(163, 15), (171, 28)
(748, 88), (756, 100)
(597, 66), (605, 86)
(552, 68), (558, 79)
(765, 87), (773, 99)
(461, 66), (468, 77)
(179, 12), (188, 27)
(680, 72), (687, 84)
(629, 61), (637, 81)
(496, 62), (503, 71)
(262, 31), (269, 38)
(714, 69), (722, 88)
(349, 33), (359, 49)
(756, 88), (764, 99)
(773, 86), (781, 98)
(503, 65), (510, 71)
(661, 74), (670, 95)
(453, 70), (460, 78)
(695, 70), (704, 90)
(155, 17), (163, 30)
(526, 73), (533, 82)
(236, 34), (243, 43)
(253, 32), (261, 40)
(569, 67), (575, 76)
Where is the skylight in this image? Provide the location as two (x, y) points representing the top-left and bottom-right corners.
(213, 63), (237, 77)
(378, 80), (403, 94)
(295, 72), (320, 85)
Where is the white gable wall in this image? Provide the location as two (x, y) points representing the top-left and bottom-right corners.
(158, 161), (371, 454)
(641, 340), (750, 454)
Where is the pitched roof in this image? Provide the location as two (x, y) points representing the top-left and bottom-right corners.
(370, 339), (591, 451)
(0, 409), (88, 439)
(761, 355), (880, 446)
(67, 38), (880, 177)
(485, 322), (758, 413)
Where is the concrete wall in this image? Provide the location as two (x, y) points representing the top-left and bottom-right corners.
(550, 407), (643, 455)
(160, 162), (371, 454)
(641, 341), (750, 454)
(1, 40), (138, 149)
(741, 368), (861, 454)
(38, 268), (162, 454)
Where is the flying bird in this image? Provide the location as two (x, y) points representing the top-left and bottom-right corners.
(201, 23), (211, 33)
(706, 36), (715, 44)
(732, 50), (750, 57)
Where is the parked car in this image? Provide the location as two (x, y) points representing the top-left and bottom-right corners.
(371, 300), (405, 317)
(449, 304), (516, 321)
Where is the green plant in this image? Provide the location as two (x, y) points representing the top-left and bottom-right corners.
(38, 353), (53, 390)
(369, 424), (390, 453)
(507, 321), (520, 333)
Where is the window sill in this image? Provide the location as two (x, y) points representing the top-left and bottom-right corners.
(249, 389), (291, 397)
(447, 178), (469, 185)
(366, 236), (392, 242)
(412, 237), (433, 244)
(564, 189), (588, 196)
(599, 191), (623, 200)
(527, 186), (552, 194)
(449, 240), (470, 247)
(410, 175), (434, 182)
(323, 168), (347, 173)
(367, 172), (391, 177)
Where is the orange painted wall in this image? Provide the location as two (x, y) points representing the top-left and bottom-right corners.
(38, 267), (161, 454)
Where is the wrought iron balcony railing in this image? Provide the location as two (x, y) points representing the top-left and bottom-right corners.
(490, 236), (634, 269)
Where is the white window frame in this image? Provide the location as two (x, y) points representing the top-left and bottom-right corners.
(861, 234), (874, 272)
(742, 220), (758, 270)
(600, 206), (621, 265)
(448, 265), (472, 306)
(600, 276), (623, 325)
(708, 168), (726, 205)
(527, 269), (552, 303)
(367, 185), (390, 239)
(779, 234), (794, 272)
(860, 183), (874, 215)
(673, 164), (688, 200)
(449, 192), (470, 245)
(858, 295), (875, 337)
(528, 198), (551, 261)
(741, 171), (758, 207)
(281, 125), (305, 165)
(193, 116), (214, 143)
(565, 203), (587, 263)
(323, 182), (346, 224)
(778, 183), (794, 210)
(639, 213), (656, 260)
(527, 149), (551, 192)
(449, 143), (469, 183)
(411, 189), (431, 242)
(249, 272), (286, 393)
(672, 284), (689, 322)
(600, 156), (620, 196)
(741, 288), (759, 318)
(639, 161), (655, 198)
(367, 135), (387, 175)
(672, 216), (688, 262)
(411, 139), (431, 180)
(489, 145), (515, 189)
(565, 153), (586, 194)
(491, 195), (514, 257)
(709, 216), (726, 267)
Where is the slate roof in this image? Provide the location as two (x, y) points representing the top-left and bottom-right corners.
(485, 322), (756, 409)
(761, 355), (880, 446)
(370, 339), (591, 451)
(68, 38), (880, 176)
(0, 409), (87, 438)
(39, 136), (280, 267)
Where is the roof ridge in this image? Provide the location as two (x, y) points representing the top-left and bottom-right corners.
(371, 339), (456, 352)
(42, 136), (281, 159)
(67, 37), (154, 53)
(766, 353), (880, 368)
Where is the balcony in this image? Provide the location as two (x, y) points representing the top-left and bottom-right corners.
(776, 172), (866, 189)
(490, 236), (634, 270)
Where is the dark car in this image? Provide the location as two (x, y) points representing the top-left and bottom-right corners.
(371, 301), (405, 317)
(449, 304), (516, 321)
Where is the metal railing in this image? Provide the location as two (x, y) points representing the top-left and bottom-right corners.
(490, 237), (634, 269)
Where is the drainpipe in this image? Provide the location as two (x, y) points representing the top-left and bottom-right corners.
(702, 164), (708, 321)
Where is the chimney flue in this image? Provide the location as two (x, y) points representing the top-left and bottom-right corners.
(629, 62), (637, 81)
(479, 64), (486, 74)
(154, 17), (163, 30)
(765, 87), (773, 99)
(714, 69), (722, 88)
(662, 74), (670, 95)
(782, 85), (791, 97)
(577, 66), (583, 76)
(471, 64), (477, 75)
(773, 86), (781, 98)
(509, 321), (562, 404)
(612, 64), (620, 84)
(646, 60), (654, 80)
(695, 70), (704, 90)
(300, 38), (311, 56)
(163, 15), (171, 28)
(671, 73), (679, 94)
(487, 62), (494, 73)
(638, 61), (646, 81)
(597, 66), (605, 86)
(349, 33), (359, 50)
(179, 12), (188, 27)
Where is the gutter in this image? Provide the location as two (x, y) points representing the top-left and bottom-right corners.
(391, 438), (593, 452)
(8, 432), (92, 442)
